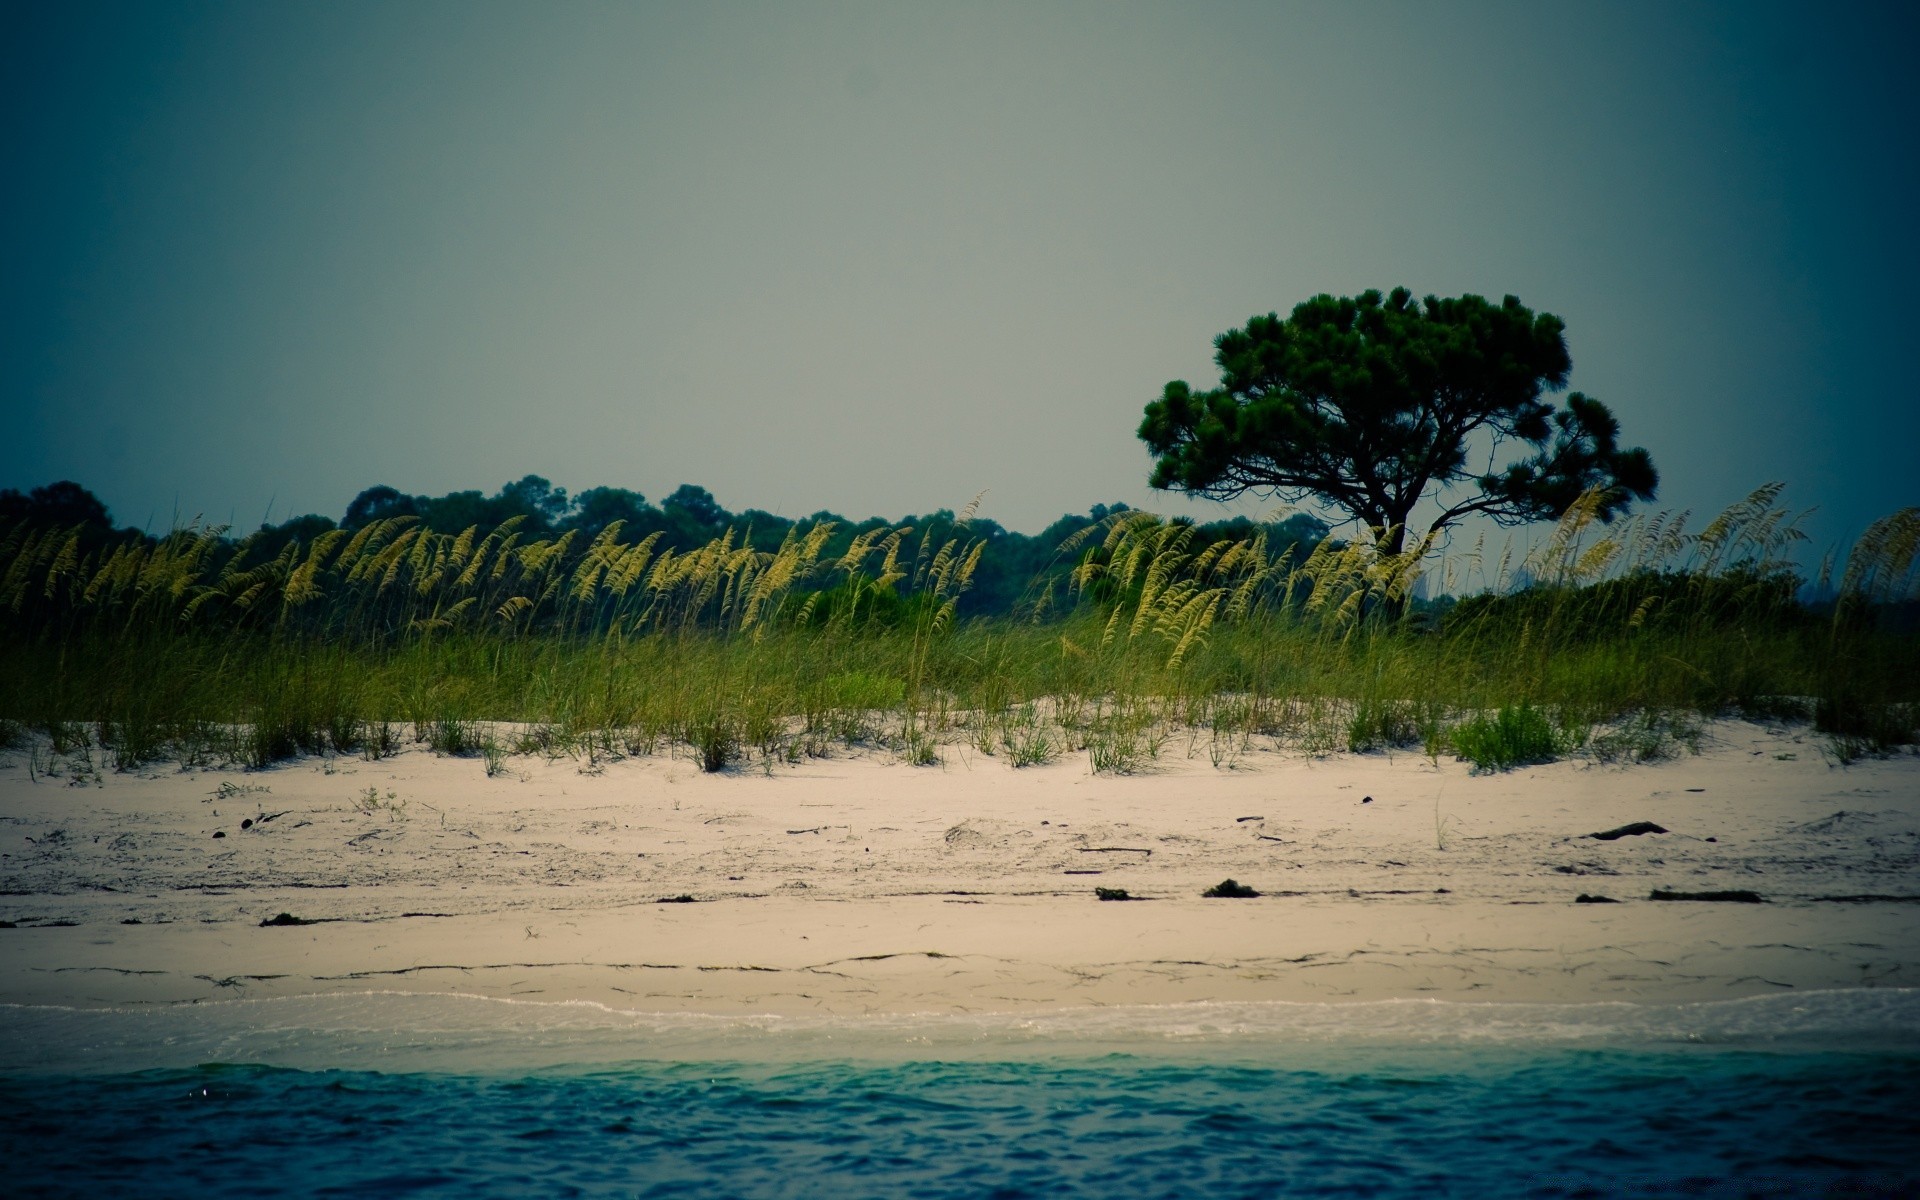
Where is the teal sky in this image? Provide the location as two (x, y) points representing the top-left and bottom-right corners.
(4, 1), (1915, 555)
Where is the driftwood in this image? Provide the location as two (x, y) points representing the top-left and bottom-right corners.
(259, 912), (325, 927)
(1589, 821), (1668, 841)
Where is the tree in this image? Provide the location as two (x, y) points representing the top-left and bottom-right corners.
(342, 485), (417, 529)
(660, 484), (729, 544)
(497, 475), (570, 530)
(0, 480), (114, 530)
(567, 487), (655, 540)
(1138, 288), (1657, 555)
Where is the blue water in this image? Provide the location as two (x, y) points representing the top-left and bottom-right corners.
(5, 993), (1918, 1198)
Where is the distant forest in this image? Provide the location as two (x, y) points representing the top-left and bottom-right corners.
(0, 477), (1331, 618)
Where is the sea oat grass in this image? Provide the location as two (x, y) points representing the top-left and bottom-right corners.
(0, 489), (1914, 771)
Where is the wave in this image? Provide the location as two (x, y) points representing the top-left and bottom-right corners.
(4, 988), (1918, 1074)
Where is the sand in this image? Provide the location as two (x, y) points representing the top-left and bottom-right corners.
(1, 720), (1916, 1015)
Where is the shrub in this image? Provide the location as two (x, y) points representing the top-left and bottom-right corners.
(1202, 878), (1260, 898)
(481, 736), (510, 777)
(427, 717), (480, 756)
(1590, 709), (1702, 764)
(237, 719), (301, 770)
(1347, 698), (1418, 753)
(362, 721), (401, 761)
(1815, 695), (1916, 761)
(691, 717), (737, 773)
(103, 710), (167, 771)
(1450, 703), (1563, 772)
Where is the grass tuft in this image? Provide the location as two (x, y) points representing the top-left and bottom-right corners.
(1450, 703), (1565, 773)
(1201, 878), (1260, 898)
(427, 717), (481, 757)
(691, 718), (737, 773)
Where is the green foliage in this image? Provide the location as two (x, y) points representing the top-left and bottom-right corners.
(1347, 698), (1418, 753)
(1816, 697), (1917, 763)
(1589, 709), (1702, 764)
(1202, 879), (1260, 898)
(237, 719), (300, 770)
(1139, 288), (1657, 553)
(0, 483), (1914, 783)
(480, 735), (510, 778)
(102, 707), (168, 771)
(42, 720), (91, 756)
(362, 721), (401, 760)
(1449, 703), (1565, 773)
(691, 716), (738, 773)
(427, 717), (481, 757)
(1000, 706), (1057, 768)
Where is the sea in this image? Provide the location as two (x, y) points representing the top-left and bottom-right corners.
(3, 990), (1917, 1198)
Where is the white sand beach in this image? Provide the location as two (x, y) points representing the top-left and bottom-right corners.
(2, 720), (1915, 1015)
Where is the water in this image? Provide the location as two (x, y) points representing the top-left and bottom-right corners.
(5, 992), (1918, 1198)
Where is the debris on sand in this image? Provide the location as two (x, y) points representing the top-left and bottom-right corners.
(259, 912), (320, 927)
(1575, 894), (1620, 904)
(1649, 889), (1763, 903)
(1094, 887), (1137, 901)
(1589, 821), (1667, 841)
(1790, 810), (1876, 835)
(1202, 879), (1260, 898)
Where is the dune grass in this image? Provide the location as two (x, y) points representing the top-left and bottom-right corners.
(1, 486), (1915, 776)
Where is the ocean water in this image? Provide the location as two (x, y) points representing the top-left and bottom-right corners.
(4, 991), (1918, 1199)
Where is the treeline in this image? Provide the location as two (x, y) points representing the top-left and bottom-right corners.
(0, 477), (1332, 621)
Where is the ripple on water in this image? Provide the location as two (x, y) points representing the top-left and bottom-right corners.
(0, 993), (1918, 1197)
(16, 1051), (1917, 1198)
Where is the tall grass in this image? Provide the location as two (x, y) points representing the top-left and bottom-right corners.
(1, 487), (1915, 774)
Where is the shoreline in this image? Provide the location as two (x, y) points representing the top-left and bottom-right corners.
(8, 989), (1920, 1078)
(3, 719), (1916, 1015)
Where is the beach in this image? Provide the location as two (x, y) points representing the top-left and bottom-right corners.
(5, 718), (1915, 1016)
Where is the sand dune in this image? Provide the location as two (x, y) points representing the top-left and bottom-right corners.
(2, 720), (1915, 1014)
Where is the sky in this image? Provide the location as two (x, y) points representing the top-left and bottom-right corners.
(3, 0), (1916, 558)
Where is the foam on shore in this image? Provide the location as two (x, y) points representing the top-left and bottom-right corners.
(6, 988), (1918, 1074)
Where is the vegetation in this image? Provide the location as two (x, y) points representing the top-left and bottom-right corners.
(1138, 288), (1658, 555)
(0, 478), (1915, 779)
(1202, 879), (1261, 898)
(17, 476), (1324, 623)
(1448, 703), (1566, 772)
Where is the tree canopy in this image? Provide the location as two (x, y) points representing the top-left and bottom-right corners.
(1138, 288), (1658, 554)
(5, 474), (1329, 622)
